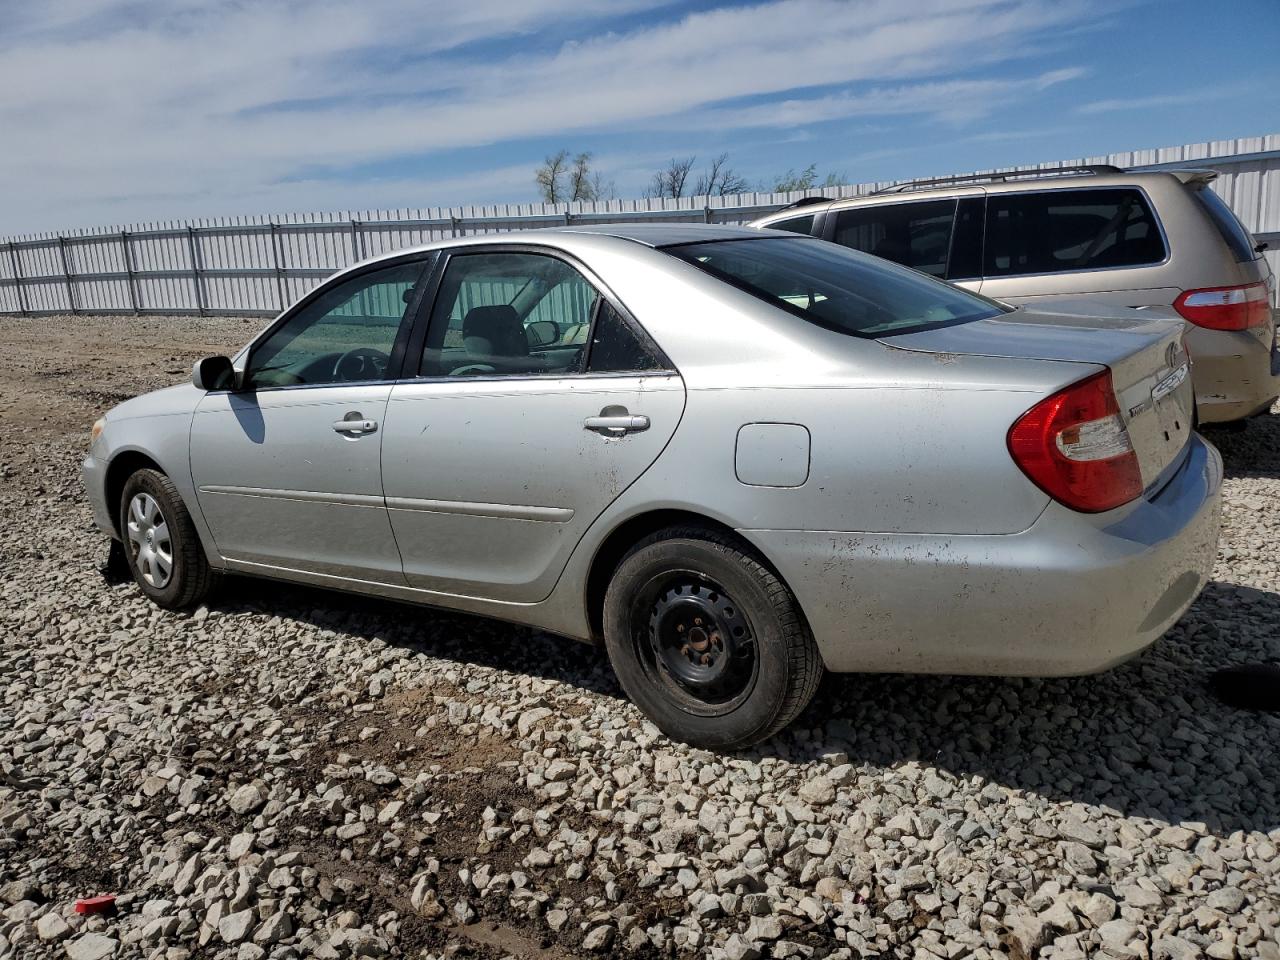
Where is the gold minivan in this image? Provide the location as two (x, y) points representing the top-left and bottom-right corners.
(752, 166), (1278, 423)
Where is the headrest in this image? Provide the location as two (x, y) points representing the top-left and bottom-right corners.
(462, 305), (527, 356)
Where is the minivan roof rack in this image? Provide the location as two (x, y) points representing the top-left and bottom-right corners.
(871, 164), (1126, 195)
(776, 196), (831, 210)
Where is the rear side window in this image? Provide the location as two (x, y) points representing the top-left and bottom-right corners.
(766, 215), (816, 235)
(984, 188), (1166, 277)
(667, 237), (1005, 338)
(1194, 186), (1259, 262)
(833, 199), (957, 277)
(586, 303), (666, 373)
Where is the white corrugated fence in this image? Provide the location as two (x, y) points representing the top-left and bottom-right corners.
(2, 133), (1278, 317)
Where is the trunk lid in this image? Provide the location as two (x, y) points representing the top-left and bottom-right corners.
(884, 302), (1195, 491)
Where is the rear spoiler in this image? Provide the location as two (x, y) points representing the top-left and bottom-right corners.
(1128, 165), (1219, 186)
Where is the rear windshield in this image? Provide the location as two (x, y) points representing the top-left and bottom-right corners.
(665, 237), (1006, 338)
(1194, 185), (1259, 262)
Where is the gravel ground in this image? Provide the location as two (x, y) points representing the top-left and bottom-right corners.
(1, 313), (1278, 960)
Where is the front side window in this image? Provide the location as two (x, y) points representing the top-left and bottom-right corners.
(833, 199), (957, 277)
(420, 252), (600, 378)
(245, 260), (426, 388)
(668, 237), (1005, 338)
(984, 188), (1166, 277)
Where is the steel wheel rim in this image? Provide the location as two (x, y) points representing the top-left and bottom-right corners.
(125, 492), (173, 589)
(633, 572), (758, 715)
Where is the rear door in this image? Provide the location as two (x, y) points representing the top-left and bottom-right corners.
(380, 247), (685, 603)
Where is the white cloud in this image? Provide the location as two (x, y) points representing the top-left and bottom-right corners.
(1076, 88), (1233, 116)
(0, 0), (1098, 234)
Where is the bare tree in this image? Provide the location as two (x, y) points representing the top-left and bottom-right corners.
(535, 149), (571, 203)
(568, 152), (595, 202)
(646, 156), (697, 199)
(537, 149), (614, 202)
(693, 152), (749, 197)
(588, 169), (616, 202)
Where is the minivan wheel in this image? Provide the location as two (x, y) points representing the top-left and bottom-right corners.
(119, 468), (215, 610)
(603, 527), (823, 750)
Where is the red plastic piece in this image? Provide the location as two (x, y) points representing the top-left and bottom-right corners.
(75, 895), (116, 915)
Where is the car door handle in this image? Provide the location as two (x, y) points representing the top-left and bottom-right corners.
(584, 414), (650, 436)
(333, 418), (378, 434)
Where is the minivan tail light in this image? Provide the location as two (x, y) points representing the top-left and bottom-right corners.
(1173, 281), (1271, 331)
(1007, 369), (1143, 513)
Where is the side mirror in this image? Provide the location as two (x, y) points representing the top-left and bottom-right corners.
(526, 319), (560, 348)
(192, 355), (236, 391)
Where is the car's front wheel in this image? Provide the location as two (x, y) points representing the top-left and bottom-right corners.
(119, 468), (215, 610)
(603, 527), (823, 750)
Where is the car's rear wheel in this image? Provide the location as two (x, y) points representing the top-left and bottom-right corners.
(119, 468), (215, 610)
(603, 527), (823, 750)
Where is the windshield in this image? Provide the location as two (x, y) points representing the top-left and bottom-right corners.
(666, 237), (1007, 337)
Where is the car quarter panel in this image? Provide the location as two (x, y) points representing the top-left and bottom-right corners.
(748, 435), (1222, 674)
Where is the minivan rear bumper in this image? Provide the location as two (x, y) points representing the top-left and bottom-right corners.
(746, 435), (1222, 675)
(1188, 322), (1280, 423)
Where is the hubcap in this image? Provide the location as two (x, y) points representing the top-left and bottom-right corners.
(126, 493), (173, 589)
(645, 580), (756, 707)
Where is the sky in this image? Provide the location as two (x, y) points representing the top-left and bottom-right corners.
(2, 0), (1278, 236)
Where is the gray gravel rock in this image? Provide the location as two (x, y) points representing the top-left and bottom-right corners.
(65, 933), (118, 960)
(2, 319), (1280, 959)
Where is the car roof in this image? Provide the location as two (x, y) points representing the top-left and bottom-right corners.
(343, 222), (790, 273)
(754, 167), (1217, 220)
(552, 222), (775, 246)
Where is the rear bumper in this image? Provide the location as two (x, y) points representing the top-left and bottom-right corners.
(745, 435), (1223, 675)
(1188, 323), (1280, 423)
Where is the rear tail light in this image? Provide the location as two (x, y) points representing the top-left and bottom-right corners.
(1173, 281), (1271, 331)
(1008, 369), (1143, 513)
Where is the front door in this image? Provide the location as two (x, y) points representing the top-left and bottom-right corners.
(192, 258), (428, 583)
(381, 249), (685, 603)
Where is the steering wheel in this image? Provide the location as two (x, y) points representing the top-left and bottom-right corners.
(448, 363), (497, 377)
(333, 347), (390, 381)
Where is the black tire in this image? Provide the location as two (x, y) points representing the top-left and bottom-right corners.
(119, 468), (216, 610)
(602, 526), (823, 750)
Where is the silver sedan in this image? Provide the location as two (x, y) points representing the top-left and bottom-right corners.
(83, 224), (1223, 748)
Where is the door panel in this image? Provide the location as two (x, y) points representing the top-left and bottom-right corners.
(192, 386), (405, 582)
(381, 375), (685, 602)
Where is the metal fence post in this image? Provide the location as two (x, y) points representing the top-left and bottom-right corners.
(185, 226), (206, 316)
(704, 206), (713, 224)
(348, 219), (362, 263)
(450, 215), (462, 238)
(57, 236), (77, 314)
(7, 242), (28, 317)
(121, 232), (140, 314)
(269, 223), (287, 311)
(564, 208), (573, 226)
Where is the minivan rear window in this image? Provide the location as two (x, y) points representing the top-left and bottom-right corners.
(666, 237), (1006, 338)
(1194, 185), (1259, 262)
(984, 188), (1166, 277)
